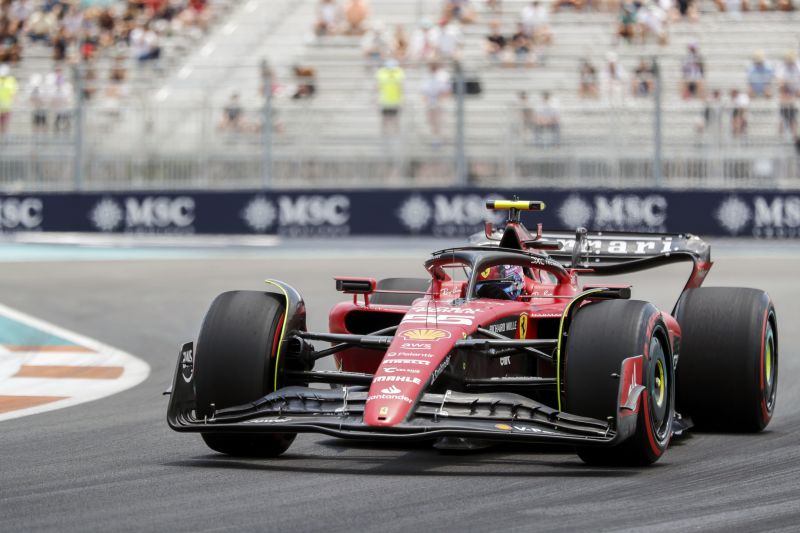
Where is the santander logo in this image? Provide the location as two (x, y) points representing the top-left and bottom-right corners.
(381, 385), (402, 394)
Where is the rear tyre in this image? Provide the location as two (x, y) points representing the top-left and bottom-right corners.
(194, 290), (296, 457)
(675, 287), (777, 432)
(565, 300), (674, 466)
(370, 277), (430, 306)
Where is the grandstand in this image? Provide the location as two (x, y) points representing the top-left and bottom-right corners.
(1, 0), (799, 190)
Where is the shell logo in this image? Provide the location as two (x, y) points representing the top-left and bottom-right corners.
(400, 329), (452, 341)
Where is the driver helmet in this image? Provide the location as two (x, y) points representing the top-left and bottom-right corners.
(477, 264), (525, 300)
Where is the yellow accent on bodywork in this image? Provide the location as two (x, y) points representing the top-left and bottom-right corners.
(489, 200), (546, 211)
(556, 288), (606, 412)
(265, 279), (290, 392)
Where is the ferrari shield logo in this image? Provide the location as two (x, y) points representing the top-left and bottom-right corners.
(379, 406), (389, 416)
(517, 313), (529, 339)
(481, 268), (491, 279)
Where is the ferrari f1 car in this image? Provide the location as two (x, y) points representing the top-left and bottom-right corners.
(167, 200), (778, 465)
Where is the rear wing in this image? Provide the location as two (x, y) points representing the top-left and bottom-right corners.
(471, 199), (713, 299)
(470, 226), (712, 296)
(539, 230), (711, 274)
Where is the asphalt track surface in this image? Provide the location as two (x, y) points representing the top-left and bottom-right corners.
(1, 240), (799, 532)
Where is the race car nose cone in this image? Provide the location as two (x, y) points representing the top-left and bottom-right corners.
(364, 399), (407, 427)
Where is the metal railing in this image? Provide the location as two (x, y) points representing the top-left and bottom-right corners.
(1, 64), (799, 191)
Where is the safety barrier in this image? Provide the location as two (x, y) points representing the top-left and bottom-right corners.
(0, 188), (798, 239)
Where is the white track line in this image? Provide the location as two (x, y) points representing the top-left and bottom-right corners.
(0, 303), (150, 422)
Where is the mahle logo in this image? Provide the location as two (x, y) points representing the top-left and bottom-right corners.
(399, 329), (451, 341)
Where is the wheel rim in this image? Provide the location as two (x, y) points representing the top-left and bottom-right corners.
(764, 320), (777, 411)
(649, 335), (671, 440)
(654, 359), (666, 409)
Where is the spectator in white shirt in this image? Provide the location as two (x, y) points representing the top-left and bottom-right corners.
(421, 63), (452, 137)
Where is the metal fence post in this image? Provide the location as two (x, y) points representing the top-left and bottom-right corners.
(454, 60), (467, 186)
(71, 63), (85, 191)
(261, 59), (273, 189)
(653, 57), (663, 188)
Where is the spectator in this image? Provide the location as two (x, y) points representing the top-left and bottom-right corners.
(291, 65), (316, 99)
(675, 0), (699, 19)
(518, 90), (535, 138)
(25, 5), (58, 43)
(510, 22), (534, 66)
(747, 50), (775, 98)
(106, 55), (128, 101)
(361, 22), (389, 67)
(0, 64), (18, 134)
(601, 52), (628, 106)
(533, 90), (560, 145)
(486, 0), (502, 10)
(443, 0), (476, 24)
(633, 58), (655, 97)
(376, 59), (405, 134)
(0, 16), (22, 64)
(637, 0), (668, 45)
(48, 69), (73, 134)
(714, 0), (749, 16)
(409, 19), (439, 63)
(391, 25), (409, 61)
(776, 50), (800, 96)
(130, 23), (161, 64)
(700, 88), (723, 139)
(776, 0), (794, 9)
(421, 62), (451, 137)
(681, 43), (705, 99)
(81, 58), (97, 101)
(344, 0), (369, 35)
(617, 1), (638, 44)
(579, 58), (599, 98)
(730, 88), (749, 137)
(485, 20), (507, 63)
(520, 1), (553, 45)
(52, 27), (68, 62)
(179, 0), (211, 32)
(28, 73), (47, 134)
(779, 83), (798, 140)
(436, 20), (463, 60)
(552, 0), (585, 12)
(219, 92), (245, 132)
(315, 0), (340, 36)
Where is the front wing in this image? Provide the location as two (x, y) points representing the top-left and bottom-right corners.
(167, 351), (637, 446)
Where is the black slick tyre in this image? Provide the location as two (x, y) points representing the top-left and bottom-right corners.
(194, 290), (296, 457)
(675, 287), (777, 432)
(565, 300), (674, 466)
(370, 278), (430, 306)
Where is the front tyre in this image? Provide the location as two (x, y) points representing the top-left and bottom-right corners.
(565, 300), (675, 466)
(194, 290), (296, 457)
(675, 287), (778, 432)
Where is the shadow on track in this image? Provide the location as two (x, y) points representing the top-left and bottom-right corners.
(166, 440), (646, 478)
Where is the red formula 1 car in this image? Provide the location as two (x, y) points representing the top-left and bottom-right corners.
(167, 200), (778, 465)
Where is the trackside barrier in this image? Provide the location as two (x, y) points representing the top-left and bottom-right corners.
(0, 189), (799, 239)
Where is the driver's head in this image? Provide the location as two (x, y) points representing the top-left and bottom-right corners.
(476, 264), (525, 300)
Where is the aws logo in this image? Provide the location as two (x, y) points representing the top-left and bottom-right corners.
(400, 329), (451, 341)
